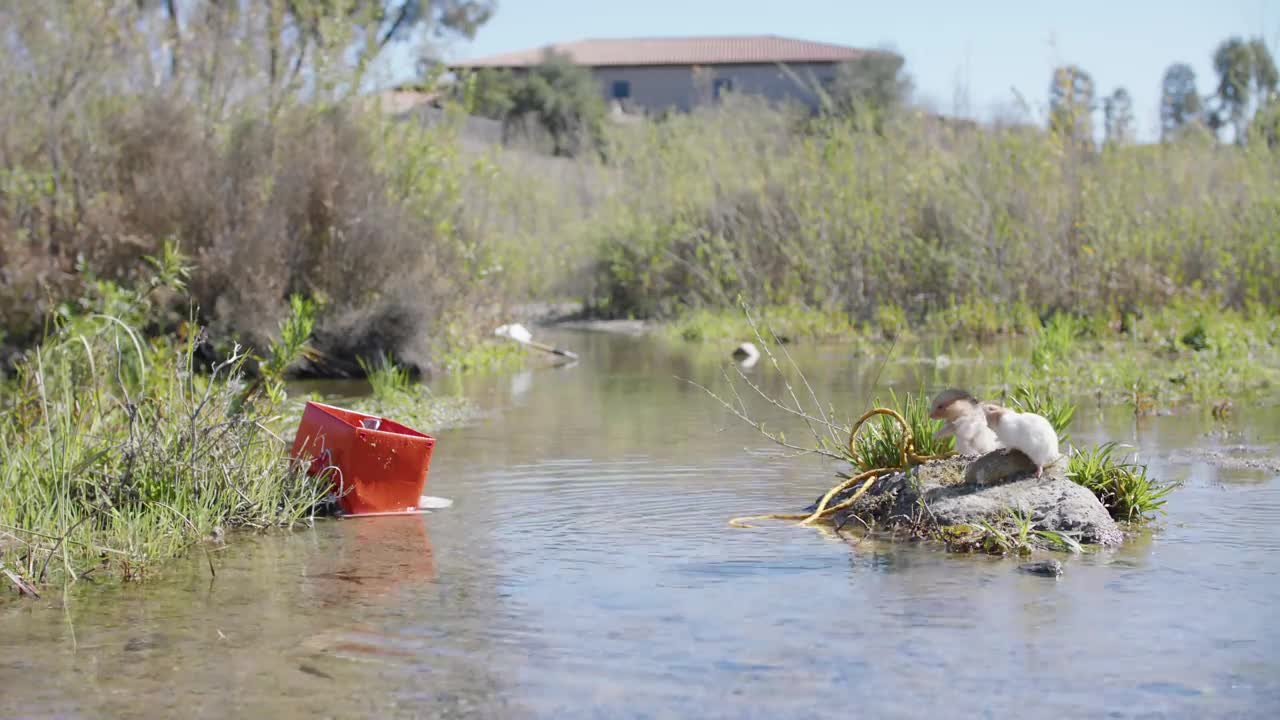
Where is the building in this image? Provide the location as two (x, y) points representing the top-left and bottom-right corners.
(446, 35), (878, 113)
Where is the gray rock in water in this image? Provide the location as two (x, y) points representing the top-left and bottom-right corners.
(809, 452), (1124, 547)
(1019, 559), (1064, 577)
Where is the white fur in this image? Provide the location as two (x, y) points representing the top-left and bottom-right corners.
(985, 406), (1060, 471)
(938, 408), (1003, 455)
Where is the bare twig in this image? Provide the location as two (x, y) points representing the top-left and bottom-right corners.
(681, 377), (846, 461)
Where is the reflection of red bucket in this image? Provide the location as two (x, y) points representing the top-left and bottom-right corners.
(303, 514), (437, 609)
(289, 401), (435, 516)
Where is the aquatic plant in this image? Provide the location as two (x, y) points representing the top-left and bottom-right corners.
(1067, 442), (1175, 522)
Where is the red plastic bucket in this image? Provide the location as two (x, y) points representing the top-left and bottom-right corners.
(289, 401), (436, 516)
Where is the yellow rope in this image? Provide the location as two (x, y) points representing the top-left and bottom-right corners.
(729, 407), (953, 529)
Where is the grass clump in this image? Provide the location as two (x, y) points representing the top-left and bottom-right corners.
(343, 351), (475, 434)
(1067, 442), (1175, 522)
(0, 287), (330, 589)
(358, 351), (415, 402)
(849, 390), (953, 472)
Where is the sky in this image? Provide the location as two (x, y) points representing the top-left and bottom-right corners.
(374, 0), (1280, 142)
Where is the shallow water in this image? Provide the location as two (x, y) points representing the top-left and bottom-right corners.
(3, 330), (1279, 718)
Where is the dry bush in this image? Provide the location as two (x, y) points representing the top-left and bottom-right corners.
(0, 92), (494, 375)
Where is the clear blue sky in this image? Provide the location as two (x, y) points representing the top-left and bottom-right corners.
(377, 0), (1279, 142)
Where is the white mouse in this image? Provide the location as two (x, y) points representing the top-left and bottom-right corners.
(981, 402), (1061, 478)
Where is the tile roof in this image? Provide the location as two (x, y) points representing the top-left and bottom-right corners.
(448, 35), (874, 69)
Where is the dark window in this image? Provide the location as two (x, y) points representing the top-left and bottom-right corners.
(713, 78), (733, 98)
(611, 80), (631, 99)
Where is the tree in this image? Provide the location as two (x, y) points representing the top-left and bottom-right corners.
(1211, 36), (1279, 142)
(458, 67), (517, 119)
(1160, 63), (1203, 140)
(1103, 87), (1135, 145)
(458, 51), (605, 157)
(1049, 64), (1096, 146)
(825, 51), (913, 127)
(283, 1), (495, 87)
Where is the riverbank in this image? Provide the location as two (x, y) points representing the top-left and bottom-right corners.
(531, 298), (1280, 414)
(0, 269), (479, 593)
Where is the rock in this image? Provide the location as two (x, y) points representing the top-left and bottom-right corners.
(963, 450), (1040, 486)
(1019, 559), (1064, 577)
(807, 452), (1124, 548)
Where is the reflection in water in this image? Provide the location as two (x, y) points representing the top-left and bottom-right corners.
(302, 514), (437, 608)
(3, 328), (1279, 718)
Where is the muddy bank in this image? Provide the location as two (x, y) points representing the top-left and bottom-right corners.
(811, 451), (1125, 550)
(510, 301), (656, 337)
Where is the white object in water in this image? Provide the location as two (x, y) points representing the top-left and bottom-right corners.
(495, 322), (580, 360)
(417, 496), (454, 510)
(494, 323), (533, 345)
(732, 341), (761, 368)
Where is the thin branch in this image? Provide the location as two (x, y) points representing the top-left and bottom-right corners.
(682, 377), (846, 461)
(376, 1), (413, 50)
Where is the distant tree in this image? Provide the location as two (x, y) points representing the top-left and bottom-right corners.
(1210, 36), (1279, 142)
(1159, 63), (1204, 140)
(825, 51), (914, 128)
(509, 52), (606, 156)
(1103, 87), (1135, 145)
(456, 52), (605, 157)
(457, 67), (518, 119)
(1049, 64), (1096, 146)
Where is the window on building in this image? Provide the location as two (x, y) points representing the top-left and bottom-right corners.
(611, 80), (631, 100)
(713, 78), (734, 99)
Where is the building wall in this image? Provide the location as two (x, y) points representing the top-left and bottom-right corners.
(591, 62), (838, 112)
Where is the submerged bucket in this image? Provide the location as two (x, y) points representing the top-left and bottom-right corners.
(289, 401), (436, 516)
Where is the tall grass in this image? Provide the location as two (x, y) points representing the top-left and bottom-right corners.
(0, 299), (330, 588)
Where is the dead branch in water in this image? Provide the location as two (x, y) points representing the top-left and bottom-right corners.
(2, 563), (40, 598)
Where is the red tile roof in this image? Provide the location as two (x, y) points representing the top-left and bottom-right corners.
(448, 35), (874, 69)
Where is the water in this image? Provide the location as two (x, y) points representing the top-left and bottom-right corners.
(3, 330), (1279, 718)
